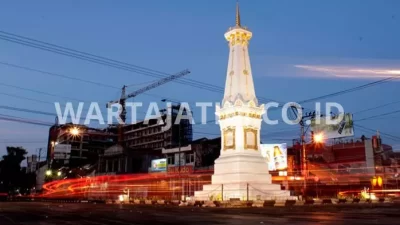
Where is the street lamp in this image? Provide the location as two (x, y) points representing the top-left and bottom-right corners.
(57, 171), (62, 177)
(46, 170), (52, 176)
(70, 127), (80, 136)
(313, 133), (324, 143)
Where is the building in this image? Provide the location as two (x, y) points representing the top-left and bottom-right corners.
(162, 137), (221, 173)
(96, 145), (163, 175)
(194, 4), (292, 201)
(123, 104), (192, 150)
(96, 105), (193, 175)
(158, 137), (220, 199)
(26, 154), (38, 173)
(291, 136), (394, 178)
(286, 135), (396, 196)
(47, 123), (118, 169)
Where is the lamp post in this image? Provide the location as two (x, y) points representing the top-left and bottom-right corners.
(312, 133), (323, 198)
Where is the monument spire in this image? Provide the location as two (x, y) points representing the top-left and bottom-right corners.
(222, 2), (257, 107)
(236, 2), (241, 27)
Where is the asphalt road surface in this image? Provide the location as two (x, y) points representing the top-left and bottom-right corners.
(1, 202), (400, 225)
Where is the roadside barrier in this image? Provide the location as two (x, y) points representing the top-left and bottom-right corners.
(4, 197), (395, 207)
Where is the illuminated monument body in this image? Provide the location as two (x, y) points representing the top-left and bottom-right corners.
(194, 4), (292, 201)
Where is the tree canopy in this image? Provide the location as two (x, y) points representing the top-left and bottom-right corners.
(0, 146), (34, 194)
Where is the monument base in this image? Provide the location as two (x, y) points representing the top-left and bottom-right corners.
(194, 183), (295, 201)
(194, 153), (295, 201)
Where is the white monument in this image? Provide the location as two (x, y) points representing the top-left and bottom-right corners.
(194, 4), (293, 201)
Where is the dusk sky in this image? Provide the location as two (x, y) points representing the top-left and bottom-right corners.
(0, 0), (399, 157)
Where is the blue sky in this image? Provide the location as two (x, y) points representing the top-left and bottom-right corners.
(0, 0), (399, 157)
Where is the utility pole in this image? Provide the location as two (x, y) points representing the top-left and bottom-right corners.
(301, 125), (307, 195)
(178, 119), (182, 200)
(290, 106), (319, 198)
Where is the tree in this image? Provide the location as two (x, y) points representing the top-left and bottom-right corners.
(0, 146), (28, 194)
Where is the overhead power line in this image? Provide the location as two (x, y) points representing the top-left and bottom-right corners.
(353, 99), (400, 115)
(0, 114), (53, 127)
(1, 30), (398, 127)
(297, 76), (399, 105)
(0, 112), (221, 139)
(0, 91), (53, 105)
(0, 61), (181, 102)
(1, 30), (397, 111)
(0, 105), (55, 116)
(0, 61), (121, 89)
(0, 30), (280, 104)
(356, 109), (400, 122)
(354, 124), (400, 141)
(0, 81), (89, 102)
(0, 31), (223, 93)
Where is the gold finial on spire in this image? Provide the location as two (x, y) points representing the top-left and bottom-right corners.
(236, 1), (241, 27)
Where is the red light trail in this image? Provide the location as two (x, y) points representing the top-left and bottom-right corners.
(40, 170), (214, 200)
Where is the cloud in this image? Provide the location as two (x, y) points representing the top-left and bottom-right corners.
(295, 65), (400, 79)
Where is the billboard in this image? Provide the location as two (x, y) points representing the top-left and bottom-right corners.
(260, 143), (287, 171)
(310, 113), (354, 139)
(54, 144), (71, 160)
(150, 159), (167, 172)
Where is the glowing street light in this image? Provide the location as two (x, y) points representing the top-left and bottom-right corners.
(70, 127), (80, 136)
(46, 170), (52, 176)
(314, 133), (324, 143)
(57, 171), (62, 177)
(371, 176), (383, 187)
(378, 176), (383, 187)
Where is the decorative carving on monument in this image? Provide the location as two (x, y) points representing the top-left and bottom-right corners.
(223, 126), (236, 150)
(227, 32), (251, 47)
(219, 111), (262, 120)
(234, 99), (243, 106)
(243, 126), (258, 150)
(248, 100), (256, 107)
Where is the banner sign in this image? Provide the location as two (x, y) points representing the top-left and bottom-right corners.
(150, 159), (167, 172)
(260, 143), (288, 171)
(310, 113), (354, 139)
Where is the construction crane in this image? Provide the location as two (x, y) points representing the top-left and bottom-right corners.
(107, 69), (191, 144)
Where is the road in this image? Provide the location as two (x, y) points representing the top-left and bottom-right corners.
(0, 202), (400, 225)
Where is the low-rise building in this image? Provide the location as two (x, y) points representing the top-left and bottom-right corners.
(47, 123), (118, 168)
(161, 137), (221, 199)
(97, 145), (163, 175)
(26, 154), (38, 173)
